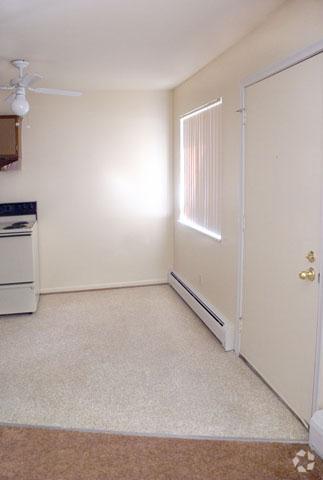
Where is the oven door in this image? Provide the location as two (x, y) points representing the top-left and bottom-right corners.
(0, 233), (34, 285)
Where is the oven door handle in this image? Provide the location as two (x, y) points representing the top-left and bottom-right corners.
(0, 233), (32, 238)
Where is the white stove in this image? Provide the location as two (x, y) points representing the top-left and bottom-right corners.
(0, 202), (39, 315)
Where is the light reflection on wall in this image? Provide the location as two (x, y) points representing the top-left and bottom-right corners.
(107, 165), (169, 218)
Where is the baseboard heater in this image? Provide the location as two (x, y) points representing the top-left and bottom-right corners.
(169, 271), (234, 351)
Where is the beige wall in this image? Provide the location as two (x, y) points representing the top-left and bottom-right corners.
(173, 0), (323, 405)
(0, 90), (173, 291)
(173, 0), (323, 320)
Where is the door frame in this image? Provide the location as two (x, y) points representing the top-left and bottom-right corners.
(236, 39), (323, 416)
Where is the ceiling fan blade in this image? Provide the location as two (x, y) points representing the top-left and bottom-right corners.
(5, 93), (16, 103)
(29, 87), (82, 96)
(20, 73), (42, 88)
(0, 85), (14, 91)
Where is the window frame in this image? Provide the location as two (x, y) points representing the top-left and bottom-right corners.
(178, 98), (222, 241)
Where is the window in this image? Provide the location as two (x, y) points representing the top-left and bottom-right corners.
(179, 98), (222, 240)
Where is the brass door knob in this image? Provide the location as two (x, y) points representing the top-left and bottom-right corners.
(299, 267), (315, 282)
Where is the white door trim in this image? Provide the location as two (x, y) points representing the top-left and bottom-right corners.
(236, 38), (323, 416)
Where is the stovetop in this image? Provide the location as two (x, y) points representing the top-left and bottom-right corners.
(4, 221), (29, 230)
(0, 220), (37, 235)
(0, 202), (37, 235)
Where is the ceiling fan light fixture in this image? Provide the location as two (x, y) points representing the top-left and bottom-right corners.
(0, 59), (82, 115)
(11, 92), (30, 117)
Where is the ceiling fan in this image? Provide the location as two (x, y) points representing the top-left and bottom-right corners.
(0, 60), (82, 117)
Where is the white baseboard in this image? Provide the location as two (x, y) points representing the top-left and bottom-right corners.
(40, 278), (167, 294)
(169, 271), (234, 351)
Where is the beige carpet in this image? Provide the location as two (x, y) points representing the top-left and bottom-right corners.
(0, 285), (307, 440)
(0, 426), (321, 480)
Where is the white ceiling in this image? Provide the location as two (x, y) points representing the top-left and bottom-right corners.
(0, 0), (285, 90)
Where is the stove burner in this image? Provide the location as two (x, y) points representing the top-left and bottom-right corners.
(3, 221), (29, 230)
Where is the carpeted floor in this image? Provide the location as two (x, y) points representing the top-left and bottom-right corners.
(0, 426), (322, 480)
(0, 285), (307, 440)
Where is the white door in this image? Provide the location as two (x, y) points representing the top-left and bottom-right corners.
(241, 53), (323, 423)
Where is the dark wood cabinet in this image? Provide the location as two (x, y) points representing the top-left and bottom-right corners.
(0, 115), (22, 170)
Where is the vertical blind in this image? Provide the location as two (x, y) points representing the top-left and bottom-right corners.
(180, 99), (222, 240)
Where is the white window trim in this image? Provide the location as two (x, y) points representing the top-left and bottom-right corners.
(179, 98), (222, 241)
